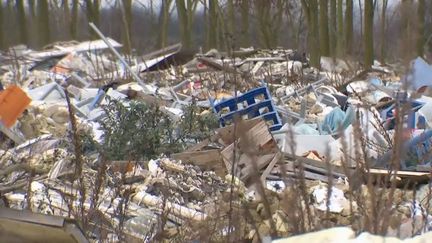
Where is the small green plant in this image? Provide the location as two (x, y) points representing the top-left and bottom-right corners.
(100, 98), (181, 161)
(177, 103), (219, 144)
(99, 98), (218, 161)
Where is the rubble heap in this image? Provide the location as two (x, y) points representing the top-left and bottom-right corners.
(1, 32), (432, 242)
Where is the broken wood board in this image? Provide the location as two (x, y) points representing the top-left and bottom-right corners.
(367, 168), (431, 183)
(238, 119), (277, 152)
(171, 150), (226, 177)
(183, 133), (220, 153)
(184, 138), (210, 152)
(287, 154), (347, 175)
(216, 118), (262, 146)
(217, 118), (276, 150)
(283, 170), (338, 183)
(29, 38), (122, 60)
(220, 118), (280, 183)
(260, 152), (283, 183)
(196, 57), (240, 74)
(240, 153), (276, 182)
(269, 159), (344, 183)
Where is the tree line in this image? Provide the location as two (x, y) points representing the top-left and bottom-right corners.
(0, 0), (429, 68)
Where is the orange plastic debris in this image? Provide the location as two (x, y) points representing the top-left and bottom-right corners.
(51, 53), (74, 75)
(0, 85), (32, 128)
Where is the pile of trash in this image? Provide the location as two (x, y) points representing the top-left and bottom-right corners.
(1, 28), (432, 242)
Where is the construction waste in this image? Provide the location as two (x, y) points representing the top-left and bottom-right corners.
(1, 31), (432, 242)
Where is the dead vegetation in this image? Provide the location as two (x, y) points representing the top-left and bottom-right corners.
(0, 33), (432, 243)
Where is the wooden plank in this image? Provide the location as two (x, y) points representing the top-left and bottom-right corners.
(368, 168), (431, 178)
(171, 150), (226, 176)
(261, 152), (282, 183)
(301, 163), (346, 178)
(251, 61), (264, 75)
(216, 118), (262, 146)
(270, 170), (336, 183)
(239, 120), (273, 149)
(184, 133), (220, 153)
(238, 153), (251, 166)
(271, 161), (295, 174)
(240, 153), (275, 181)
(184, 139), (210, 152)
(197, 57), (240, 74)
(29, 38), (122, 59)
(291, 155), (346, 175)
(220, 143), (235, 171)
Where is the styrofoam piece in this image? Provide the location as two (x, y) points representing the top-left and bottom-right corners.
(78, 88), (99, 100)
(312, 184), (348, 213)
(315, 85), (338, 95)
(284, 134), (339, 161)
(346, 80), (369, 93)
(320, 56), (349, 73)
(26, 83), (65, 101)
(406, 57), (432, 91)
(371, 90), (392, 103)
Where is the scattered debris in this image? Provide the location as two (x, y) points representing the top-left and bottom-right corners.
(1, 32), (432, 242)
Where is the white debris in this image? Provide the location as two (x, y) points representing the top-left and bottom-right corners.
(311, 184), (348, 213)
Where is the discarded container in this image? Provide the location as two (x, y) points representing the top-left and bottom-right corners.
(212, 85), (282, 131)
(0, 85), (32, 127)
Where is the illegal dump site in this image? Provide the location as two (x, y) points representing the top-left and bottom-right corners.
(2, 27), (432, 243)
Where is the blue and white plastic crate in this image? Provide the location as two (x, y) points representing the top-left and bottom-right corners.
(211, 86), (282, 131)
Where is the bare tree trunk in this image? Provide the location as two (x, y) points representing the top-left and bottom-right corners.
(345, 0), (353, 54)
(175, 0), (198, 50)
(215, 3), (226, 50)
(272, 0), (286, 48)
(203, 0), (208, 50)
(85, 0), (100, 38)
(364, 0), (374, 68)
(240, 0), (250, 47)
(38, 0), (50, 47)
(70, 0), (78, 39)
(63, 0), (71, 39)
(358, 0), (362, 44)
(319, 0), (329, 56)
(93, 0), (100, 27)
(400, 0), (415, 62)
(417, 0), (425, 57)
(255, 0), (271, 48)
(175, 0), (189, 49)
(207, 0), (218, 49)
(302, 0), (320, 68)
(329, 0), (336, 57)
(0, 2), (3, 50)
(336, 0), (344, 57)
(379, 0), (388, 63)
(226, 0), (235, 38)
(16, 0), (28, 45)
(255, 0), (285, 49)
(27, 0), (35, 17)
(121, 0), (132, 54)
(157, 0), (172, 49)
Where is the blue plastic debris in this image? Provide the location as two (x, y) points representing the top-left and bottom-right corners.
(379, 100), (424, 130)
(211, 86), (282, 131)
(378, 129), (432, 169)
(319, 106), (355, 135)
